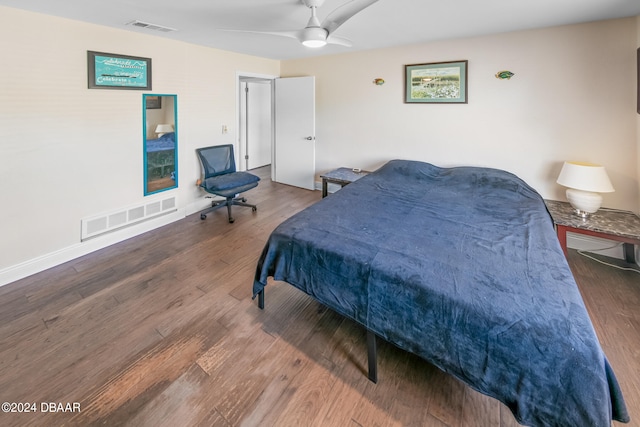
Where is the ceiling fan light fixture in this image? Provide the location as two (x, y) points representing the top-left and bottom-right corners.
(302, 39), (327, 48)
(301, 27), (328, 48)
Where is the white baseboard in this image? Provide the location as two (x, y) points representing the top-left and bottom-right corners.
(0, 195), (236, 288)
(0, 210), (186, 288)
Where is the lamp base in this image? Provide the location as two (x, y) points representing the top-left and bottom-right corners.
(572, 209), (591, 219)
(565, 188), (602, 217)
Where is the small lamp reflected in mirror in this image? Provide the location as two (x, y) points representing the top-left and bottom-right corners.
(155, 124), (174, 138)
(556, 161), (615, 218)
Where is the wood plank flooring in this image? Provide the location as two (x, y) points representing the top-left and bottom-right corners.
(0, 166), (638, 427)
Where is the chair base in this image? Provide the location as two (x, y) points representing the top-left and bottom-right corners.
(200, 196), (257, 223)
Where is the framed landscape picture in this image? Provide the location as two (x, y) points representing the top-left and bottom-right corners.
(405, 60), (468, 104)
(87, 51), (152, 90)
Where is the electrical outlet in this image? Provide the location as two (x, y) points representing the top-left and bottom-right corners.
(222, 125), (228, 134)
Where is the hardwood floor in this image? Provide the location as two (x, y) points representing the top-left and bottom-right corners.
(0, 166), (638, 427)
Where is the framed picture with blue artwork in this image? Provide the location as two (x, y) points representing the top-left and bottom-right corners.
(87, 51), (152, 90)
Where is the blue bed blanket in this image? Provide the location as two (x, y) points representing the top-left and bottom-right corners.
(146, 132), (175, 152)
(253, 160), (628, 426)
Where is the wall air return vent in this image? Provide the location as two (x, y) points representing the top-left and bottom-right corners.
(126, 20), (177, 33)
(81, 195), (178, 241)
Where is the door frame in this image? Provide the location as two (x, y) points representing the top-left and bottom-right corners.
(236, 72), (277, 179)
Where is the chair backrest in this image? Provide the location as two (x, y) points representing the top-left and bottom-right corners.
(196, 144), (236, 179)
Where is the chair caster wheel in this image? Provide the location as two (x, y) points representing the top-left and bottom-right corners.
(228, 218), (235, 223)
(241, 197), (247, 202)
(200, 214), (207, 220)
(252, 206), (257, 212)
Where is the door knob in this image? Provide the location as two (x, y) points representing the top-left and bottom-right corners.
(305, 136), (315, 140)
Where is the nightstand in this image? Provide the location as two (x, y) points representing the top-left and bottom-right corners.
(320, 167), (369, 198)
(545, 200), (640, 264)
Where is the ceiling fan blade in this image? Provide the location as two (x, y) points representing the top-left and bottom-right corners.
(220, 28), (303, 42)
(327, 34), (352, 47)
(322, 0), (379, 35)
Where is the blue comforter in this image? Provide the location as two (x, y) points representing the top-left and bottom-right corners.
(146, 132), (175, 152)
(253, 160), (629, 426)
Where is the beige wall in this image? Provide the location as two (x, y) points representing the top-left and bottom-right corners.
(0, 6), (279, 276)
(283, 17), (638, 212)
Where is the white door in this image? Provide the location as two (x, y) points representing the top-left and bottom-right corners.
(274, 76), (315, 190)
(244, 81), (272, 170)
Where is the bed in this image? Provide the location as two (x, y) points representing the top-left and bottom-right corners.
(253, 159), (629, 427)
(146, 132), (176, 179)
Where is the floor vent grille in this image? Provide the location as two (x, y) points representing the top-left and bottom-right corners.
(81, 195), (177, 241)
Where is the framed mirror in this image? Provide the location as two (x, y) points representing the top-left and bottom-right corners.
(143, 94), (178, 195)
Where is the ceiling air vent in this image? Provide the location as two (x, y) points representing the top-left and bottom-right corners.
(126, 20), (177, 33)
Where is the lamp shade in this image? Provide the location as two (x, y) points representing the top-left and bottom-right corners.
(556, 161), (614, 193)
(155, 124), (174, 134)
(556, 161), (614, 216)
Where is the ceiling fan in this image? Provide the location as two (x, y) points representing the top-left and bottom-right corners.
(231, 0), (379, 48)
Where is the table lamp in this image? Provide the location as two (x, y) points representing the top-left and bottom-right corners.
(556, 161), (614, 217)
(155, 124), (174, 137)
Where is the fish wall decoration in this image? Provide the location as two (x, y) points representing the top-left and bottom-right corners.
(495, 71), (515, 80)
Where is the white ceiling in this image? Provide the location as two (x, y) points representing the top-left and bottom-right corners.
(2, 0), (640, 60)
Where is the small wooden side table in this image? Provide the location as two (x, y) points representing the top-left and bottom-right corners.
(320, 167), (369, 198)
(545, 200), (640, 264)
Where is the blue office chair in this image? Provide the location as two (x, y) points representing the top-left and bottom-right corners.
(196, 144), (260, 223)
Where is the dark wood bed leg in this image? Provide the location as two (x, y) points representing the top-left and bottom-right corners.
(258, 290), (264, 310)
(367, 329), (378, 383)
